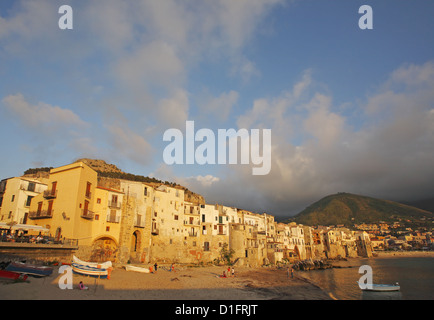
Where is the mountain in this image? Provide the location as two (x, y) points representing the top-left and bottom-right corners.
(286, 192), (432, 226)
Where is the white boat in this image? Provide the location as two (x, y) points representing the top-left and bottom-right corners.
(71, 263), (111, 279)
(124, 265), (150, 273)
(73, 255), (112, 269)
(357, 281), (400, 292)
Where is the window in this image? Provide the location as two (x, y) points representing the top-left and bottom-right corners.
(95, 214), (99, 220)
(85, 182), (91, 198)
(144, 187), (148, 196)
(202, 214), (205, 222)
(37, 202), (43, 215)
(174, 215), (179, 220)
(11, 195), (15, 202)
(83, 200), (89, 215)
(204, 242), (210, 251)
(47, 200), (54, 216)
(28, 182), (36, 192)
(25, 196), (33, 207)
(97, 198), (101, 204)
(106, 226), (110, 232)
(112, 195), (118, 204)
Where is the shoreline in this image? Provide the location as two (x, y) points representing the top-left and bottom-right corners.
(0, 264), (332, 300)
(373, 250), (434, 259)
(1, 251), (433, 300)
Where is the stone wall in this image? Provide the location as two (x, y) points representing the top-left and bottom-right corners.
(0, 243), (76, 264)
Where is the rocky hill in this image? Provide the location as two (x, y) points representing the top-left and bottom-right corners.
(286, 192), (432, 227)
(75, 158), (124, 174)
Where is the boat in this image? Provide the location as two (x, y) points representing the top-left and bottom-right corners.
(72, 255), (112, 269)
(5, 261), (53, 277)
(0, 269), (28, 282)
(124, 265), (150, 273)
(71, 263), (112, 279)
(357, 281), (400, 292)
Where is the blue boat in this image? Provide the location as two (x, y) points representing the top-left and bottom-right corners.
(5, 261), (53, 277)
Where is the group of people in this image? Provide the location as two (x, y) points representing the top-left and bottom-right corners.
(0, 230), (45, 243)
(220, 266), (235, 278)
(149, 262), (176, 273)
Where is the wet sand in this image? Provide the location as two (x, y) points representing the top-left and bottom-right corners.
(0, 264), (332, 300)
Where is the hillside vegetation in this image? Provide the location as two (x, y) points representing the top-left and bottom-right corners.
(287, 192), (432, 226)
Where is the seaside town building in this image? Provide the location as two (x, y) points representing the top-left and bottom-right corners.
(0, 177), (48, 224)
(1, 161), (379, 265)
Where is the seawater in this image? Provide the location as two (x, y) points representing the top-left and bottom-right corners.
(297, 256), (434, 300)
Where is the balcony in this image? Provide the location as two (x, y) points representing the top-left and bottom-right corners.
(81, 209), (95, 220)
(106, 215), (120, 223)
(151, 228), (159, 235)
(184, 220), (200, 226)
(188, 231), (198, 237)
(108, 201), (122, 209)
(29, 210), (53, 220)
(135, 216), (145, 228)
(43, 189), (57, 199)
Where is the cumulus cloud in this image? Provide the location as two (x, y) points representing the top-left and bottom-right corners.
(2, 93), (87, 130)
(106, 125), (154, 166)
(193, 62), (434, 217)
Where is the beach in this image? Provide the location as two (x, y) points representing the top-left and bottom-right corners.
(2, 251), (433, 300)
(0, 264), (332, 300)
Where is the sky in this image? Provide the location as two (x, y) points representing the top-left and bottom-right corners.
(1, 0), (434, 218)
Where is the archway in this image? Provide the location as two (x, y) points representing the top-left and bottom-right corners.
(90, 236), (118, 262)
(131, 230), (141, 253)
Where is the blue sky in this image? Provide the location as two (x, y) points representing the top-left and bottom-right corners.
(1, 0), (434, 217)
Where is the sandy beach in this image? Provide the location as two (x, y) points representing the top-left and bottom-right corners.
(0, 264), (332, 300)
(2, 251), (432, 301)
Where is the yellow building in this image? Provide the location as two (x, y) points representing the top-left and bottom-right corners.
(28, 162), (98, 247)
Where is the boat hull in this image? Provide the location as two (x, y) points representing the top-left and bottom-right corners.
(357, 281), (400, 292)
(364, 284), (400, 292)
(71, 263), (111, 279)
(72, 256), (112, 269)
(5, 262), (53, 277)
(125, 265), (150, 273)
(0, 269), (28, 281)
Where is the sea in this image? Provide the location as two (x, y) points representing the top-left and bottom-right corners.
(297, 255), (434, 300)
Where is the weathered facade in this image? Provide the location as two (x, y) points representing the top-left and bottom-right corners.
(1, 161), (374, 265)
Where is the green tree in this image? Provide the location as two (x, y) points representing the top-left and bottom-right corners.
(220, 243), (235, 265)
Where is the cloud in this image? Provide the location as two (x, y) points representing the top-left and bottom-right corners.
(198, 90), (239, 122)
(2, 93), (87, 131)
(191, 62), (434, 217)
(194, 175), (221, 187)
(106, 125), (154, 166)
(157, 89), (190, 129)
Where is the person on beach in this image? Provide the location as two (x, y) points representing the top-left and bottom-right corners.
(170, 263), (175, 272)
(154, 262), (158, 273)
(231, 267), (235, 277)
(79, 281), (88, 290)
(291, 267), (294, 279)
